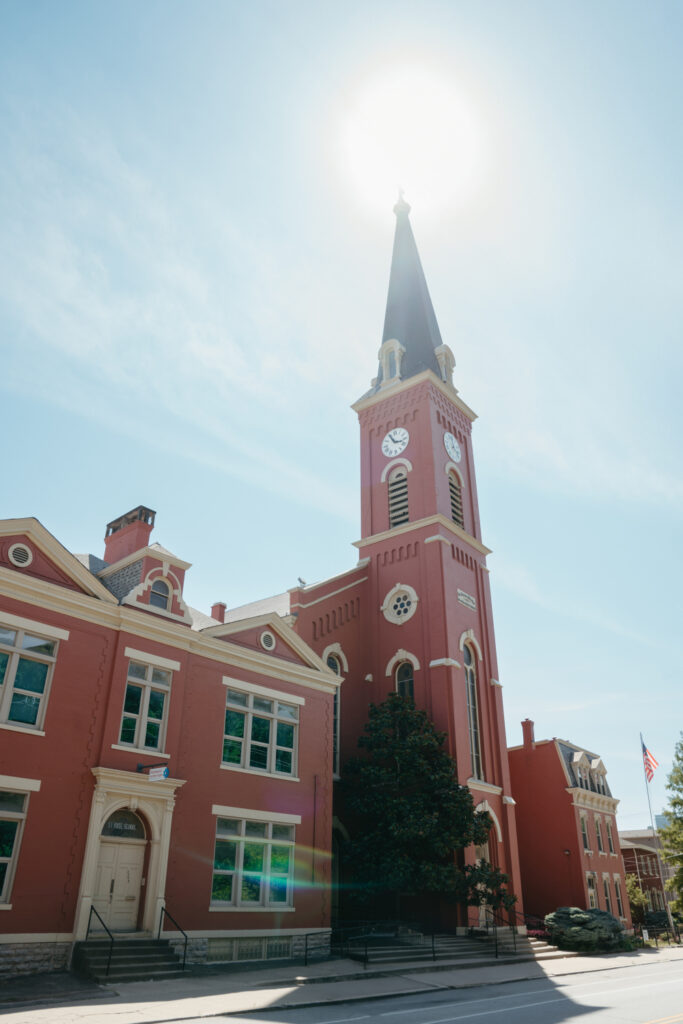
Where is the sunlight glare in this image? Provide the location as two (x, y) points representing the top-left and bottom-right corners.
(341, 65), (482, 216)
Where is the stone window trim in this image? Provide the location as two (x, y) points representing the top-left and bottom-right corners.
(118, 658), (173, 754)
(0, 776), (40, 907)
(0, 618), (63, 733)
(381, 583), (419, 625)
(380, 457), (413, 483)
(210, 809), (299, 911)
(385, 649), (421, 677)
(586, 871), (598, 909)
(458, 629), (483, 661)
(222, 686), (299, 778)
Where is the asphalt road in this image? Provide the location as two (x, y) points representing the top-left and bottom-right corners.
(202, 959), (683, 1024)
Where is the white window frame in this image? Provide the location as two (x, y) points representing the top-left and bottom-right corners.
(0, 779), (39, 905)
(586, 872), (598, 909)
(614, 875), (624, 917)
(0, 622), (61, 732)
(118, 658), (173, 753)
(595, 815), (604, 853)
(210, 815), (296, 910)
(602, 875), (613, 914)
(580, 814), (590, 851)
(222, 686), (299, 778)
(606, 819), (615, 853)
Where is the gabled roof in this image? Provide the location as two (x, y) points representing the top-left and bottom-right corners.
(0, 518), (117, 603)
(374, 196), (444, 389)
(201, 612), (334, 677)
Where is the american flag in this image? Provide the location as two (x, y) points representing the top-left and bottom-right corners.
(642, 741), (659, 783)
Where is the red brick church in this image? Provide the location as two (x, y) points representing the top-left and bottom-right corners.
(1, 199), (526, 974)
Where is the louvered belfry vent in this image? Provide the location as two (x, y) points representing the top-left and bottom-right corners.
(449, 473), (464, 528)
(388, 469), (409, 527)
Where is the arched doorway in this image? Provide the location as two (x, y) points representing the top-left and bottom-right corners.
(92, 809), (147, 931)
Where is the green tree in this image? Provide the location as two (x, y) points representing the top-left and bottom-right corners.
(659, 732), (683, 915)
(625, 873), (648, 926)
(340, 693), (515, 914)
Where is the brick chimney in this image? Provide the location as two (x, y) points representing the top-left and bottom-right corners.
(104, 506), (156, 564)
(522, 718), (535, 749)
(211, 601), (227, 623)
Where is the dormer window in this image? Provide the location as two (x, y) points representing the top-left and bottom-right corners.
(378, 338), (406, 389)
(434, 344), (455, 387)
(150, 579), (170, 610)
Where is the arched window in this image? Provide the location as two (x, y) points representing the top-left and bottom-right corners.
(149, 579), (170, 610)
(449, 471), (464, 528)
(464, 643), (483, 779)
(395, 660), (414, 700)
(388, 467), (409, 527)
(327, 655), (341, 776)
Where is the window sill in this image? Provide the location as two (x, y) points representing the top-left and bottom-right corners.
(598, 851), (607, 856)
(111, 745), (170, 758)
(220, 764), (299, 783)
(0, 904), (13, 910)
(209, 905), (295, 912)
(0, 723), (45, 737)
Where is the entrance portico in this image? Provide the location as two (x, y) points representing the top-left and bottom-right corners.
(74, 766), (185, 939)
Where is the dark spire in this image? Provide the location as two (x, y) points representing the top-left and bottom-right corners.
(377, 195), (443, 386)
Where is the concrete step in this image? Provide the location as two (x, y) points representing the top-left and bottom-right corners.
(73, 937), (184, 984)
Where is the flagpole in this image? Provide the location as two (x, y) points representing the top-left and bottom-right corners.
(640, 733), (675, 932)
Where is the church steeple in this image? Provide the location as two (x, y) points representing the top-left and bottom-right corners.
(375, 195), (450, 389)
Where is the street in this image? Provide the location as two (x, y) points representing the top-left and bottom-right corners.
(214, 959), (683, 1024)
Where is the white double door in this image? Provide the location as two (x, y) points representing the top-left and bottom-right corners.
(93, 839), (146, 931)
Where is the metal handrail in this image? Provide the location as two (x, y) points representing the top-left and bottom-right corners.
(157, 906), (188, 970)
(86, 905), (115, 977)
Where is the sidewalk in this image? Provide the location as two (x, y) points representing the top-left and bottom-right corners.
(1, 945), (681, 1024)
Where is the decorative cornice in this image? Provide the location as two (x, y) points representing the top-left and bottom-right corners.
(566, 787), (619, 813)
(0, 569), (339, 696)
(354, 513), (491, 556)
(429, 657), (461, 669)
(352, 369), (477, 422)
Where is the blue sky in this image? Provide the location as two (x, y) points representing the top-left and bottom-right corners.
(2, 0), (681, 828)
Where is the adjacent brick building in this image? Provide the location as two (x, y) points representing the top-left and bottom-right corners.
(508, 720), (631, 926)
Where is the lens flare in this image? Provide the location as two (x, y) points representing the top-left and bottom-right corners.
(340, 64), (482, 216)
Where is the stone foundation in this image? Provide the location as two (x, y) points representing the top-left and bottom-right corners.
(0, 941), (71, 979)
(167, 930), (331, 965)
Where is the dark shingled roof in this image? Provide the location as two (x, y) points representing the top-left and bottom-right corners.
(556, 740), (613, 797)
(375, 197), (443, 389)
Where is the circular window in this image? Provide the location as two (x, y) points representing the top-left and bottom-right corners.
(382, 583), (419, 625)
(260, 630), (276, 651)
(8, 543), (33, 568)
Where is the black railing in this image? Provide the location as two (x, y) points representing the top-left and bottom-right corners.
(637, 923), (681, 948)
(479, 907), (518, 958)
(157, 906), (188, 970)
(86, 905), (115, 977)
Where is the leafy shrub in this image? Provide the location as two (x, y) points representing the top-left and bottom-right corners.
(545, 906), (626, 952)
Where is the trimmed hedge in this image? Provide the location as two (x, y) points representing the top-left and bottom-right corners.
(545, 906), (626, 952)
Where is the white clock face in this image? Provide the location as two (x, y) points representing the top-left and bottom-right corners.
(444, 432), (462, 463)
(381, 427), (410, 457)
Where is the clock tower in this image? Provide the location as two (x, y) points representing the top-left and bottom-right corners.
(290, 197), (523, 926)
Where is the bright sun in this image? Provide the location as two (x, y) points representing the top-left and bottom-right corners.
(340, 65), (481, 216)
